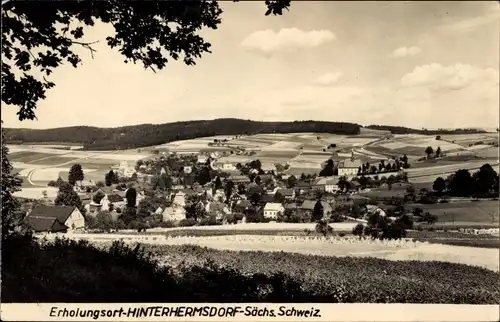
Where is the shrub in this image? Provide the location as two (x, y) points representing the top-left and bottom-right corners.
(179, 218), (197, 227)
(352, 223), (364, 237)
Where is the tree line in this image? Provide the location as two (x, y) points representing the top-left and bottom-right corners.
(3, 119), (361, 150)
(366, 125), (487, 135)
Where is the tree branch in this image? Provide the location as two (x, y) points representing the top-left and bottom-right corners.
(70, 40), (99, 58)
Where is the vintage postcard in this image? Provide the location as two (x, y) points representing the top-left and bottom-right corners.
(1, 1), (499, 321)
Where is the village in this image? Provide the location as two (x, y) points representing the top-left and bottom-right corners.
(21, 149), (411, 234)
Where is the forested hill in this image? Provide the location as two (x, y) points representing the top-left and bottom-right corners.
(365, 125), (487, 135)
(3, 118), (361, 150)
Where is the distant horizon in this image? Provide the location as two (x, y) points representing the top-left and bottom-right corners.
(3, 117), (498, 132)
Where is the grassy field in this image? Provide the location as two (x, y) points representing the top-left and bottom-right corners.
(136, 244), (500, 303)
(407, 200), (499, 223)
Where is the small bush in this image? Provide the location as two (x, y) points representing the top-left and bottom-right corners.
(179, 218), (197, 227)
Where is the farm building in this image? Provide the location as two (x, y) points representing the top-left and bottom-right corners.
(213, 160), (238, 171)
(313, 177), (340, 193)
(24, 205), (85, 233)
(233, 200), (252, 213)
(338, 157), (363, 176)
(162, 205), (186, 222)
(276, 188), (295, 200)
(197, 154), (209, 164)
(228, 175), (251, 183)
(172, 191), (186, 207)
(101, 194), (126, 211)
(205, 202), (230, 219)
(300, 200), (333, 214)
(263, 202), (284, 219)
(111, 161), (136, 178)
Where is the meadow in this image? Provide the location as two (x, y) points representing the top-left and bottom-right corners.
(42, 233), (499, 273)
(408, 200), (499, 223)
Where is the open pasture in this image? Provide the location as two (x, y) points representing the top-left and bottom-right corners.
(339, 137), (375, 146)
(285, 167), (322, 175)
(475, 147), (499, 159)
(259, 140), (302, 151)
(26, 155), (80, 166)
(407, 200), (499, 224)
(9, 152), (68, 163)
(13, 187), (59, 199)
(216, 155), (254, 164)
(440, 133), (499, 146)
(29, 167), (83, 181)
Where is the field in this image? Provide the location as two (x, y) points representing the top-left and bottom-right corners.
(407, 200), (499, 224)
(7, 144), (150, 198)
(8, 131), (499, 198)
(43, 233), (499, 272)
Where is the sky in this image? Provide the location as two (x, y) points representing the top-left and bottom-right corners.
(2, 1), (500, 130)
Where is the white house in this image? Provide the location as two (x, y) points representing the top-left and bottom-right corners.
(338, 157), (363, 177)
(222, 163), (237, 171)
(263, 202), (284, 219)
(162, 206), (186, 222)
(100, 194), (126, 211)
(197, 154), (208, 164)
(324, 177), (340, 193)
(172, 191), (186, 207)
(24, 205), (85, 232)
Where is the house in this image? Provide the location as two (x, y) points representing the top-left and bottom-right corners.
(197, 154), (208, 164)
(276, 188), (295, 200)
(349, 180), (361, 191)
(338, 157), (363, 177)
(214, 160), (237, 171)
(294, 181), (311, 194)
(162, 206), (186, 222)
(261, 163), (276, 172)
(263, 202), (284, 219)
(213, 189), (225, 201)
(233, 199), (252, 213)
(299, 200), (333, 214)
(313, 177), (340, 193)
(172, 191), (186, 207)
(112, 161), (136, 178)
(259, 194), (275, 204)
(101, 194), (126, 211)
(24, 205), (85, 232)
(229, 175), (251, 183)
(205, 201), (230, 219)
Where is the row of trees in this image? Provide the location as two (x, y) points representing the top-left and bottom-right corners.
(424, 146), (442, 159)
(431, 164), (499, 197)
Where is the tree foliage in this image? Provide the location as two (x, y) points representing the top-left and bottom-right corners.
(1, 0), (291, 120)
(54, 182), (85, 214)
(125, 187), (137, 208)
(1, 128), (23, 236)
(68, 163), (84, 185)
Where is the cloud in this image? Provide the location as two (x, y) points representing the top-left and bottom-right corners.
(312, 72), (343, 86)
(390, 46), (422, 58)
(240, 28), (335, 54)
(438, 9), (500, 33)
(401, 63), (499, 92)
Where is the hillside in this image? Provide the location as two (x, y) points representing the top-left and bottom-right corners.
(3, 118), (361, 150)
